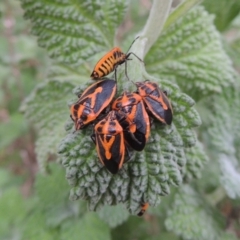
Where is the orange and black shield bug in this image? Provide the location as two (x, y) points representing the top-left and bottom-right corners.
(70, 79), (116, 130)
(90, 38), (143, 80)
(136, 81), (173, 125)
(112, 92), (150, 151)
(92, 110), (125, 174)
(137, 202), (149, 216)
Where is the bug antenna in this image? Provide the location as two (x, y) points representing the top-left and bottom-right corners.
(124, 61), (135, 85)
(126, 36), (140, 54)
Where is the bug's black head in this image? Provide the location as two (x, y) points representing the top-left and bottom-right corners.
(90, 71), (100, 80)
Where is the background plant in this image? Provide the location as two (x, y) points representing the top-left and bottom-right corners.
(1, 0), (240, 239)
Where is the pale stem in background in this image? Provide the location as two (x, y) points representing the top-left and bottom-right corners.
(128, 0), (202, 60)
(140, 0), (173, 56)
(163, 0), (203, 30)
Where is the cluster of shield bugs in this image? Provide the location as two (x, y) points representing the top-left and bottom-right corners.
(70, 41), (173, 216)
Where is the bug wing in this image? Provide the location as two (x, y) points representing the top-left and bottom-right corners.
(144, 96), (172, 125)
(116, 111), (146, 151)
(124, 129), (146, 151)
(93, 80), (116, 114)
(96, 133), (125, 174)
(134, 101), (150, 140)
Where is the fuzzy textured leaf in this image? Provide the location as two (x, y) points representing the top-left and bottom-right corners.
(35, 163), (71, 210)
(202, 0), (240, 31)
(220, 232), (239, 240)
(58, 75), (201, 214)
(145, 6), (236, 100)
(98, 204), (129, 228)
(22, 208), (60, 240)
(207, 86), (240, 199)
(183, 140), (209, 181)
(0, 188), (27, 237)
(60, 213), (111, 240)
(219, 155), (240, 199)
(21, 80), (76, 171)
(20, 0), (128, 65)
(165, 185), (220, 240)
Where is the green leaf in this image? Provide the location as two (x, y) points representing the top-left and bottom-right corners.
(219, 155), (240, 199)
(34, 163), (86, 228)
(45, 203), (76, 228)
(163, 0), (203, 31)
(21, 80), (76, 171)
(22, 208), (59, 240)
(230, 38), (240, 67)
(47, 63), (90, 85)
(207, 86), (240, 199)
(97, 204), (129, 228)
(183, 140), (209, 181)
(165, 185), (221, 240)
(34, 163), (70, 210)
(20, 0), (128, 65)
(145, 6), (236, 100)
(20, 0), (205, 217)
(220, 232), (239, 240)
(202, 0), (240, 31)
(60, 212), (111, 240)
(0, 113), (28, 150)
(58, 75), (201, 214)
(0, 169), (12, 188)
(0, 187), (27, 236)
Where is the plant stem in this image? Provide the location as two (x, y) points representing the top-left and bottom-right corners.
(163, 0), (203, 30)
(141, 0), (173, 56)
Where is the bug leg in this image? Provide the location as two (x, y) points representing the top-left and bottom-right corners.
(91, 133), (96, 145)
(70, 115), (74, 122)
(124, 145), (133, 163)
(126, 52), (144, 63)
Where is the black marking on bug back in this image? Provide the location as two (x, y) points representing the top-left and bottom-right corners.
(115, 110), (145, 151)
(145, 96), (171, 124)
(134, 101), (147, 135)
(144, 84), (154, 95)
(110, 134), (123, 162)
(124, 130), (145, 151)
(78, 82), (100, 101)
(98, 67), (106, 76)
(99, 133), (123, 174)
(73, 104), (79, 110)
(113, 51), (118, 59)
(105, 60), (111, 67)
(109, 56), (113, 63)
(105, 135), (113, 142)
(164, 108), (173, 125)
(108, 121), (117, 134)
(103, 159), (119, 174)
(129, 96), (137, 104)
(101, 63), (108, 71)
(93, 80), (116, 113)
(96, 126), (103, 133)
(81, 111), (88, 121)
(150, 83), (162, 98)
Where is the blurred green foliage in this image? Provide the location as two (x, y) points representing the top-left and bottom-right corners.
(1, 0), (240, 239)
